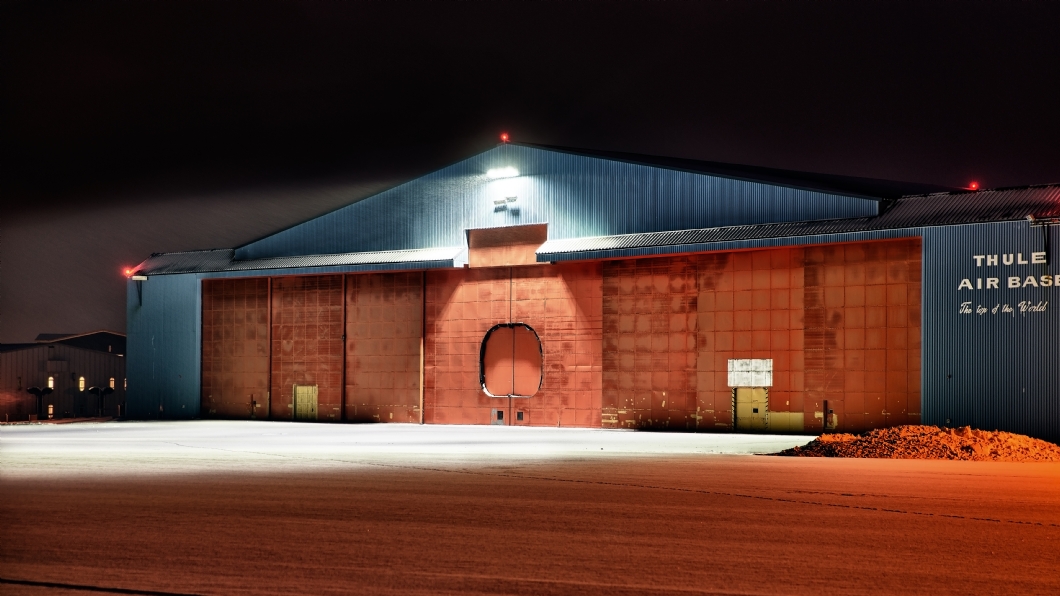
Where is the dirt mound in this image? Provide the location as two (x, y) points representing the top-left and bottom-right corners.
(777, 425), (1060, 461)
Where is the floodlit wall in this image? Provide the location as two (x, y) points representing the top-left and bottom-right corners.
(424, 263), (602, 426)
(127, 225), (1060, 442)
(601, 238), (923, 434)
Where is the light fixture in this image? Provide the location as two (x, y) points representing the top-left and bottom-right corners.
(968, 181), (979, 190)
(486, 167), (519, 179)
(131, 275), (148, 281)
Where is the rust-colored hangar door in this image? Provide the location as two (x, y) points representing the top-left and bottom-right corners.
(481, 323), (542, 424)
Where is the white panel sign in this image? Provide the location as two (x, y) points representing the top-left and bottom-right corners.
(727, 358), (773, 387)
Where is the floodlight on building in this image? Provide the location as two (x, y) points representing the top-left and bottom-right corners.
(486, 167), (519, 179)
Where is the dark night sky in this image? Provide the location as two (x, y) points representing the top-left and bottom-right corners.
(3, 0), (1059, 343)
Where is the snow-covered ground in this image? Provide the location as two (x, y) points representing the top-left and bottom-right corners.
(0, 420), (813, 478)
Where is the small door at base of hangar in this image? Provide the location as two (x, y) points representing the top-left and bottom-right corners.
(734, 387), (768, 431)
(293, 385), (318, 421)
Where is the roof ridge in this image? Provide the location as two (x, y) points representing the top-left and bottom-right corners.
(514, 142), (959, 199)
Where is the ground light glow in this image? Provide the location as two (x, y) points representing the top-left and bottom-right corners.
(0, 420), (811, 479)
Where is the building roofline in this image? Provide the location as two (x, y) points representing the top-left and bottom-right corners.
(34, 330), (127, 343)
(514, 142), (961, 200)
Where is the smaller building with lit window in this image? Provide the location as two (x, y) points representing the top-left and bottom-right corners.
(0, 331), (126, 421)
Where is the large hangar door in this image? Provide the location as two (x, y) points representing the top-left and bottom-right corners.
(344, 272), (424, 423)
(270, 275), (344, 421)
(201, 279), (270, 419)
(424, 257), (602, 427)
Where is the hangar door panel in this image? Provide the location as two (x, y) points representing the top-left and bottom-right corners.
(344, 272), (423, 423)
(201, 279), (270, 419)
(482, 326), (515, 396)
(481, 323), (542, 398)
(271, 275), (344, 421)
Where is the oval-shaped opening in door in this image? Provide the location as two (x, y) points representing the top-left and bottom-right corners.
(480, 323), (542, 398)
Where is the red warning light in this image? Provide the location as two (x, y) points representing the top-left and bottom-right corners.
(969, 181), (979, 190)
(500, 132), (510, 143)
(123, 267), (134, 277)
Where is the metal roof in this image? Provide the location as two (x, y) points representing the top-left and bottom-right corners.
(134, 246), (467, 276)
(537, 185), (1060, 259)
(233, 144), (882, 261)
(518, 143), (960, 200)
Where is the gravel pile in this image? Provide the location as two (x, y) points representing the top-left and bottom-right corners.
(777, 425), (1060, 461)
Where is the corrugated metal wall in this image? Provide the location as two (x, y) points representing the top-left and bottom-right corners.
(0, 345), (126, 421)
(922, 220), (1060, 442)
(126, 274), (203, 419)
(236, 144), (879, 260)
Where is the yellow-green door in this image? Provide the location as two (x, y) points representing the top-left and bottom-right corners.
(293, 385), (318, 421)
(734, 387), (768, 431)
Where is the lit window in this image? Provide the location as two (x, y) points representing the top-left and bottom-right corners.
(79, 376), (85, 391)
(124, 378), (127, 390)
(109, 378), (115, 389)
(47, 376), (54, 389)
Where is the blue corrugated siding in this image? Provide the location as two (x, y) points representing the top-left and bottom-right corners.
(540, 228), (922, 261)
(126, 274), (202, 419)
(922, 221), (1060, 442)
(236, 144), (878, 260)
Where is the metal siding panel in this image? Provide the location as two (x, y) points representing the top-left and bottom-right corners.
(922, 221), (1060, 442)
(126, 274), (202, 419)
(234, 145), (877, 260)
(540, 229), (923, 262)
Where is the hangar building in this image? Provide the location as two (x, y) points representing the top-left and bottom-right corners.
(126, 143), (1060, 440)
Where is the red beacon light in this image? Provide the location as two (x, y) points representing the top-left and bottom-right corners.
(123, 267), (134, 277)
(968, 181), (979, 191)
(499, 132), (510, 143)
